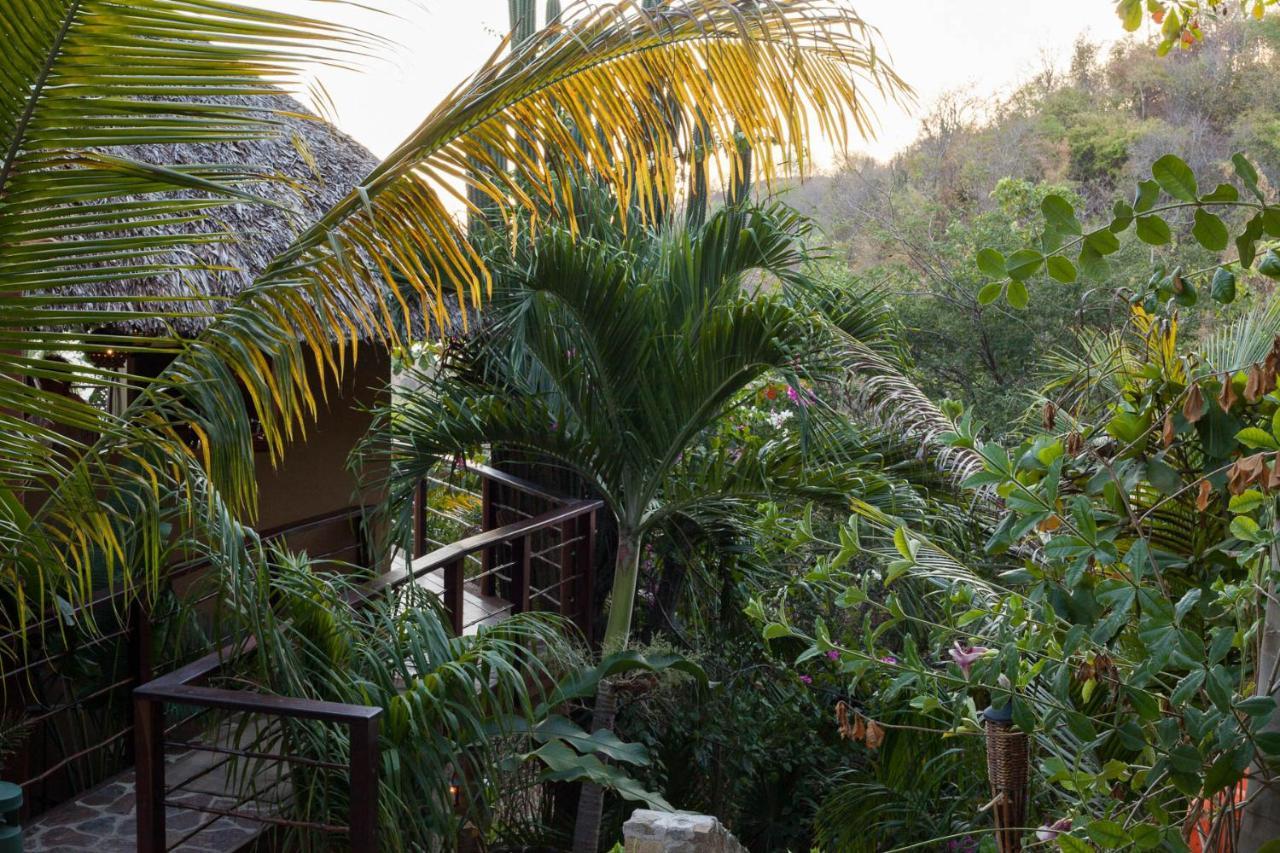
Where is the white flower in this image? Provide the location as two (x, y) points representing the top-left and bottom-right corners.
(767, 409), (794, 429)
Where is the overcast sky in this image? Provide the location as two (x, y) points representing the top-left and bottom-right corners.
(257, 1), (1138, 167)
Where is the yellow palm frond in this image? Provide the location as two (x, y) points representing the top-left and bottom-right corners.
(2, 0), (907, 641)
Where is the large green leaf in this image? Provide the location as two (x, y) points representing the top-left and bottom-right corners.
(1152, 154), (1198, 202)
(529, 740), (673, 810)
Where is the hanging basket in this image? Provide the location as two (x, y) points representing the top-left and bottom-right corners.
(983, 706), (1029, 853)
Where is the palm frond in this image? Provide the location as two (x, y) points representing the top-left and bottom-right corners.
(1198, 298), (1280, 377)
(213, 550), (586, 851)
(2, 0), (909, 636)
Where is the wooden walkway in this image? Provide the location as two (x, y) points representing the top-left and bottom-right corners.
(413, 565), (513, 634)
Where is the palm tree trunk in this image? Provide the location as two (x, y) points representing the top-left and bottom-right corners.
(601, 534), (641, 653)
(571, 679), (617, 853)
(572, 534), (640, 852)
(1239, 518), (1280, 847)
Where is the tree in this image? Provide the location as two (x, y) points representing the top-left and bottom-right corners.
(1116, 0), (1278, 51)
(366, 196), (915, 850)
(0, 0), (908, 650)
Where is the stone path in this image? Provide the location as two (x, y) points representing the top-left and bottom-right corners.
(25, 746), (272, 852)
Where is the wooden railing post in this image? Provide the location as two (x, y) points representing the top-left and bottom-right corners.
(480, 474), (496, 596)
(444, 558), (464, 635)
(510, 534), (531, 615)
(134, 692), (166, 853)
(575, 510), (597, 642)
(125, 599), (154, 765)
(349, 715), (380, 852)
(412, 478), (428, 559)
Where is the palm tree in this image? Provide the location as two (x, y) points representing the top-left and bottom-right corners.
(366, 196), (923, 850)
(0, 0), (908, 648)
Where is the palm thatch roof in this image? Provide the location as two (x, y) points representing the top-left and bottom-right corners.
(64, 92), (400, 338)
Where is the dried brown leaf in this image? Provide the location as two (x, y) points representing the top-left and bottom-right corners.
(1228, 453), (1267, 495)
(864, 719), (885, 750)
(1183, 383), (1205, 423)
(1246, 364), (1266, 403)
(1196, 479), (1212, 512)
(1219, 373), (1239, 412)
(1066, 431), (1084, 455)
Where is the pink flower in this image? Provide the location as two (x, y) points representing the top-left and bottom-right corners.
(799, 674), (813, 685)
(949, 642), (989, 678)
(1036, 818), (1072, 842)
(879, 655), (898, 664)
(787, 386), (801, 403)
(826, 650), (840, 661)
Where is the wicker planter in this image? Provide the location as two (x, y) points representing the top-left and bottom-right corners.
(983, 705), (1029, 853)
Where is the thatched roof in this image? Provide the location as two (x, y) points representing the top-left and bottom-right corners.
(64, 92), (390, 338)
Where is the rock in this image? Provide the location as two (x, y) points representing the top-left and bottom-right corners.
(623, 809), (747, 853)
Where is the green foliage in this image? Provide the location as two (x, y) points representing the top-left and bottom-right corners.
(363, 195), (918, 650)
(754, 301), (1280, 848)
(794, 17), (1280, 432)
(814, 179), (1119, 434)
(212, 549), (692, 850)
(613, 634), (849, 851)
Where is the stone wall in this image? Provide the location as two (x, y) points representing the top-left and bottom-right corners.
(623, 809), (748, 853)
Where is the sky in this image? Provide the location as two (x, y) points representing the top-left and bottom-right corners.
(257, 1), (1137, 168)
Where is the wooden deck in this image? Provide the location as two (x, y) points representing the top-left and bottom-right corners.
(411, 564), (513, 634)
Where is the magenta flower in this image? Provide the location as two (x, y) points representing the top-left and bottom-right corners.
(826, 650), (840, 661)
(787, 386), (800, 403)
(949, 642), (989, 678)
(1036, 818), (1072, 842)
(879, 655), (898, 664)
(799, 674), (813, 685)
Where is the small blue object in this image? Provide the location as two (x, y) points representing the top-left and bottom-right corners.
(0, 780), (22, 853)
(982, 703), (1014, 723)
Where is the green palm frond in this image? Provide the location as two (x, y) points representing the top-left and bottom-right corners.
(213, 550), (586, 851)
(365, 201), (890, 540)
(2, 0), (909, 639)
(1198, 298), (1280, 377)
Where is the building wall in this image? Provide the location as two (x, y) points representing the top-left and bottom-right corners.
(255, 346), (390, 531)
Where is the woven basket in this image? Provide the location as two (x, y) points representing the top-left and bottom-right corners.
(984, 717), (1029, 853)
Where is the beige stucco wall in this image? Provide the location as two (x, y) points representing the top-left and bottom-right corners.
(254, 346), (390, 531)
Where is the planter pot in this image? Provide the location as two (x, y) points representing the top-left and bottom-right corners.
(983, 705), (1028, 853)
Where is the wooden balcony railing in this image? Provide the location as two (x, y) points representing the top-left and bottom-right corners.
(0, 503), (369, 820)
(131, 463), (601, 852)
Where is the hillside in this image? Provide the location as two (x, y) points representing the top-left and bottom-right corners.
(785, 17), (1280, 431)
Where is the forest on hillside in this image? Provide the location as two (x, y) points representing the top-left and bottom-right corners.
(788, 17), (1280, 433)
